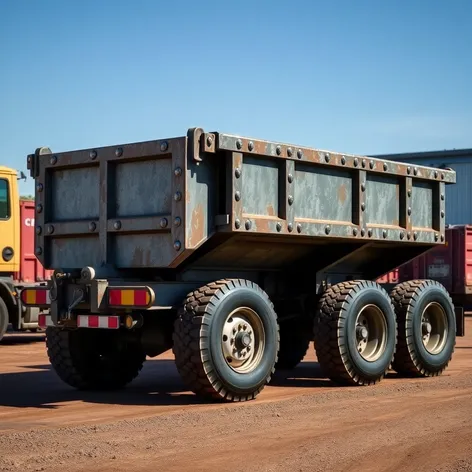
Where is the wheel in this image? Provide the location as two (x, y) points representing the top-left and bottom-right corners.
(275, 321), (311, 370)
(0, 297), (9, 342)
(46, 326), (145, 390)
(314, 280), (397, 386)
(172, 279), (279, 402)
(390, 280), (456, 377)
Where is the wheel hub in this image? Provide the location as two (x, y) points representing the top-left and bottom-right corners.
(421, 302), (448, 354)
(355, 305), (388, 362)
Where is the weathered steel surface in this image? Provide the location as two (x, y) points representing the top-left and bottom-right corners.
(27, 128), (456, 272)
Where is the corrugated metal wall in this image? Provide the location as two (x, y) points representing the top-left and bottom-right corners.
(372, 149), (472, 225)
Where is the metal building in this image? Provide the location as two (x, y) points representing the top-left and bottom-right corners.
(372, 148), (472, 225)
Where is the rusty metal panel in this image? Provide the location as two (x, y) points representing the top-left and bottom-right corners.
(51, 167), (99, 221)
(242, 156), (279, 216)
(50, 237), (100, 268)
(114, 159), (172, 217)
(294, 164), (352, 222)
(365, 175), (400, 226)
(412, 182), (433, 229)
(114, 234), (175, 267)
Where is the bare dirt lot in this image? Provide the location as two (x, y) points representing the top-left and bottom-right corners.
(1, 318), (471, 472)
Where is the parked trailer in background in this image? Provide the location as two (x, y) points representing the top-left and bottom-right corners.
(22, 128), (464, 402)
(379, 225), (472, 314)
(0, 166), (52, 342)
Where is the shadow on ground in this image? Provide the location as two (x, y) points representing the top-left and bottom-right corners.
(0, 358), (336, 409)
(0, 333), (45, 346)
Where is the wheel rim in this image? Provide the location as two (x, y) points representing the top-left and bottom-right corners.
(421, 302), (448, 354)
(221, 307), (265, 373)
(355, 304), (388, 362)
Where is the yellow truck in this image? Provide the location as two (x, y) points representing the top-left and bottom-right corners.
(0, 166), (50, 341)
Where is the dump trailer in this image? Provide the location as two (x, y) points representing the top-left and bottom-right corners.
(22, 127), (464, 402)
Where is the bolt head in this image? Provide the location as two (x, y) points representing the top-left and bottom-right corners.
(245, 220), (252, 230)
(341, 156), (346, 165)
(383, 163), (388, 171)
(174, 167), (183, 177)
(236, 139), (243, 150)
(369, 160), (374, 169)
(297, 223), (302, 233)
(435, 233), (439, 241)
(407, 166), (411, 175)
(361, 183), (366, 192)
(408, 189), (412, 197)
(288, 223), (293, 232)
(407, 232), (412, 240)
(368, 229), (373, 237)
(235, 219), (241, 229)
(361, 203), (366, 211)
(361, 228), (366, 237)
(235, 167), (241, 178)
(276, 145), (282, 155)
(115, 147), (123, 157)
(325, 153), (330, 163)
(441, 193), (445, 201)
(36, 204), (43, 213)
(382, 229), (387, 238)
(287, 173), (293, 183)
(297, 149), (303, 159)
(35, 226), (42, 235)
(414, 232), (418, 241)
(287, 147), (293, 157)
(159, 218), (168, 229)
(89, 150), (97, 160)
(353, 227), (358, 236)
(36, 183), (43, 192)
(400, 231), (405, 240)
(235, 191), (241, 202)
(325, 225), (331, 235)
(441, 172), (445, 180)
(434, 170), (438, 178)
(354, 158), (359, 167)
(276, 222), (282, 232)
(206, 135), (213, 147)
(114, 221), (121, 230)
(47, 225), (54, 234)
(248, 141), (254, 151)
(174, 191), (182, 201)
(362, 159), (366, 168)
(408, 207), (412, 216)
(441, 210), (445, 218)
(160, 141), (169, 152)
(174, 216), (182, 226)
(414, 167), (418, 176)
(89, 222), (96, 232)
(174, 240), (182, 251)
(50, 155), (57, 165)
(288, 195), (294, 205)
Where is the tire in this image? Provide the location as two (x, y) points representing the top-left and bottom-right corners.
(46, 326), (145, 390)
(390, 280), (456, 377)
(275, 321), (310, 370)
(314, 280), (397, 386)
(172, 279), (280, 402)
(0, 297), (9, 342)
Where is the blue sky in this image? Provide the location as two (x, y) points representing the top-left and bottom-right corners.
(1, 0), (471, 195)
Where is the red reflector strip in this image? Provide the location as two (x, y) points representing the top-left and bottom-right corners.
(38, 314), (54, 328)
(108, 288), (152, 307)
(77, 315), (120, 329)
(21, 289), (50, 306)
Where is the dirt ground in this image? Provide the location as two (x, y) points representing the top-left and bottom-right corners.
(0, 318), (471, 472)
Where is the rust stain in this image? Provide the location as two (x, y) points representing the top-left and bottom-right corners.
(338, 184), (347, 204)
(267, 204), (275, 217)
(255, 218), (270, 233)
(188, 204), (205, 247)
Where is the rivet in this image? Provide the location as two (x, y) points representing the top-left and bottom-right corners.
(160, 141), (168, 152)
(414, 167), (418, 176)
(341, 156), (346, 165)
(287, 223), (293, 232)
(368, 229), (373, 237)
(408, 189), (412, 198)
(362, 159), (366, 168)
(361, 203), (366, 211)
(297, 149), (303, 159)
(408, 207), (412, 216)
(47, 225), (54, 234)
(50, 155), (57, 165)
(235, 191), (241, 202)
(407, 166), (411, 175)
(440, 193), (445, 201)
(325, 225), (331, 235)
(407, 232), (412, 240)
(276, 145), (282, 155)
(287, 173), (293, 183)
(441, 172), (445, 180)
(383, 163), (388, 171)
(382, 229), (387, 238)
(174, 240), (182, 251)
(115, 147), (123, 157)
(174, 217), (182, 227)
(297, 223), (302, 233)
(354, 158), (359, 167)
(159, 218), (168, 228)
(174, 167), (183, 177)
(434, 170), (438, 178)
(89, 150), (97, 160)
(400, 231), (405, 240)
(35, 247), (43, 256)
(248, 141), (254, 151)
(245, 220), (252, 230)
(36, 204), (43, 213)
(441, 234), (445, 242)
(236, 139), (243, 150)
(361, 228), (366, 237)
(174, 191), (182, 201)
(441, 210), (445, 218)
(325, 153), (330, 163)
(276, 222), (282, 232)
(361, 183), (366, 192)
(369, 160), (374, 169)
(36, 226), (42, 235)
(235, 167), (241, 178)
(288, 195), (294, 205)
(114, 221), (122, 230)
(414, 232), (418, 241)
(89, 222), (96, 232)
(353, 227), (358, 236)
(206, 135), (213, 147)
(287, 147), (293, 157)
(36, 183), (43, 192)
(235, 219), (241, 229)
(435, 233), (439, 241)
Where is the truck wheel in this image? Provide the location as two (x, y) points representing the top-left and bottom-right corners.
(390, 280), (456, 377)
(172, 279), (279, 402)
(46, 326), (145, 390)
(275, 322), (310, 370)
(0, 297), (8, 342)
(314, 280), (397, 386)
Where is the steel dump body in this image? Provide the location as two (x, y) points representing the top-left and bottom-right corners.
(28, 128), (455, 286)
